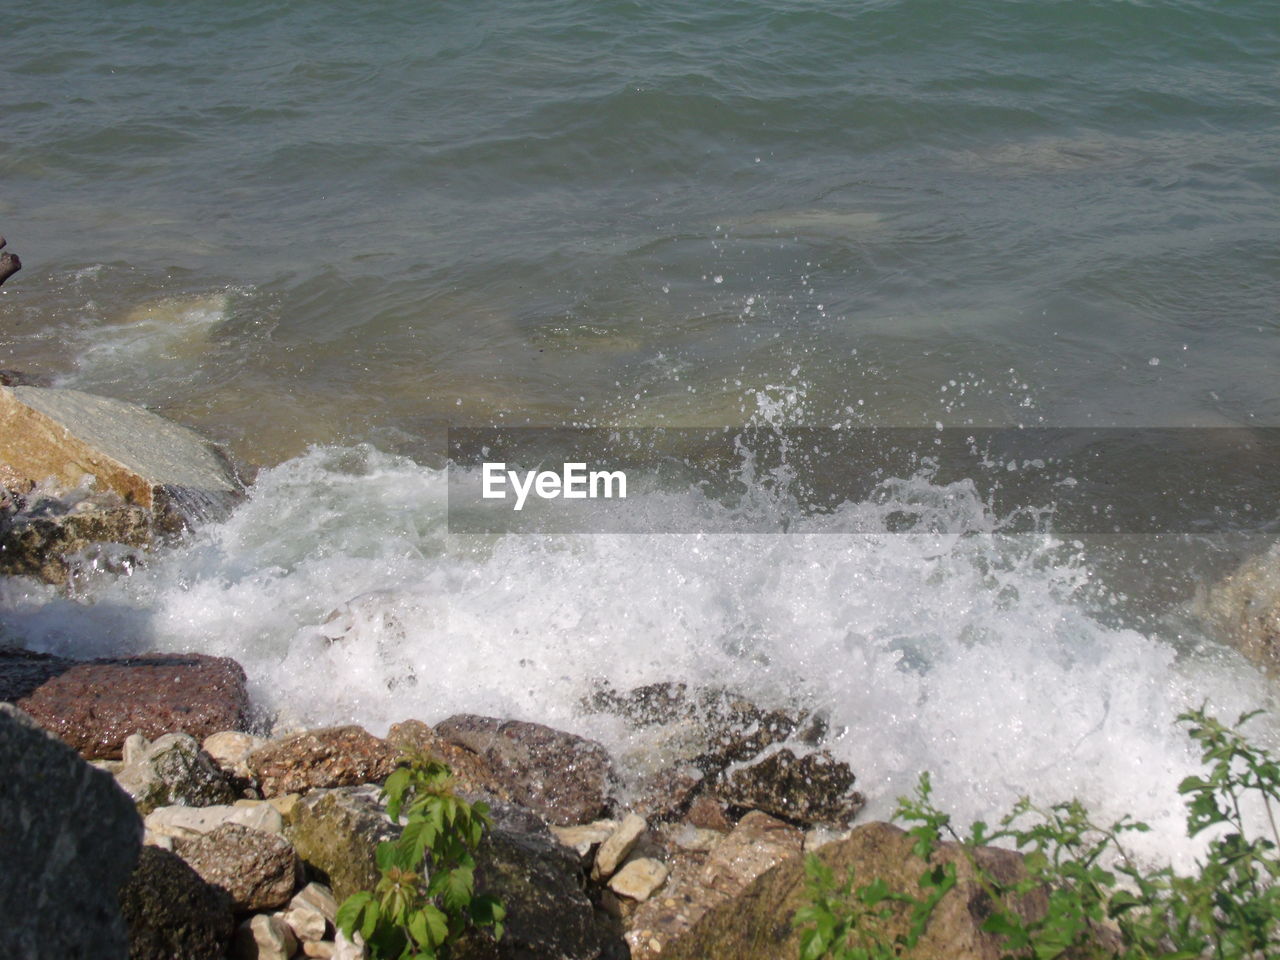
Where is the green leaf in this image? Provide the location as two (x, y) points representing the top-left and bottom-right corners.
(335, 891), (375, 938)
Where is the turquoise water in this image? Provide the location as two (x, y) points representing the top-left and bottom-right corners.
(2, 1), (1279, 860)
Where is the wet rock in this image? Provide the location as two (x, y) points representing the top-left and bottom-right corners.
(1198, 544), (1280, 673)
(387, 718), (514, 803)
(594, 812), (647, 879)
(624, 810), (802, 960)
(609, 858), (670, 902)
(204, 729), (268, 779)
(1, 704), (141, 959)
(120, 845), (236, 960)
(0, 369), (51, 388)
(0, 644), (73, 702)
(550, 819), (617, 860)
(231, 914), (298, 960)
(683, 793), (732, 832)
(0, 384), (243, 532)
(115, 732), (237, 815)
(285, 786), (402, 902)
(175, 822), (302, 911)
(715, 748), (865, 827)
(632, 762), (705, 823)
(13, 651), (250, 760)
(248, 725), (399, 797)
(659, 820), (1048, 960)
(0, 490), (151, 585)
(145, 800), (284, 840)
(433, 714), (615, 826)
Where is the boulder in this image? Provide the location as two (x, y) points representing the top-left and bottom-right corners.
(433, 714), (615, 826)
(624, 810), (803, 960)
(115, 731), (237, 815)
(285, 786), (402, 902)
(13, 651), (250, 759)
(248, 725), (399, 797)
(0, 704), (142, 959)
(175, 822), (302, 911)
(145, 801), (284, 841)
(0, 384), (242, 531)
(715, 748), (865, 827)
(119, 846), (236, 960)
(658, 820), (1048, 960)
(1198, 544), (1280, 672)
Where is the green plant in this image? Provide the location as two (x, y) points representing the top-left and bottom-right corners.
(336, 752), (505, 959)
(795, 707), (1280, 960)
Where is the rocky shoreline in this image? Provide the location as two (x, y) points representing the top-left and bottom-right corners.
(3, 378), (1279, 960)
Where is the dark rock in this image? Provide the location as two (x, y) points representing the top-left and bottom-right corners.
(632, 762), (705, 823)
(248, 725), (399, 797)
(115, 732), (238, 815)
(715, 748), (864, 828)
(0, 491), (151, 585)
(120, 846), (236, 960)
(175, 822), (302, 911)
(14, 652), (251, 760)
(1, 703), (141, 959)
(0, 369), (51, 388)
(433, 714), (616, 826)
(0, 644), (74, 702)
(658, 821), (1049, 960)
(285, 786), (402, 902)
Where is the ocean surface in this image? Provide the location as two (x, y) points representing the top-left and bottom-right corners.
(2, 0), (1278, 867)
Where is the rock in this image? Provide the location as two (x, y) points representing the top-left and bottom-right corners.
(291, 881), (340, 923)
(594, 812), (647, 879)
(684, 793), (731, 832)
(1198, 544), (1280, 672)
(13, 651), (251, 759)
(433, 714), (615, 826)
(115, 731), (237, 814)
(248, 725), (399, 797)
(285, 786), (402, 902)
(550, 819), (617, 859)
(624, 810), (803, 959)
(715, 748), (865, 827)
(0, 384), (243, 531)
(659, 820), (1049, 960)
(632, 762), (705, 823)
(284, 903), (330, 942)
(0, 490), (152, 585)
(174, 822), (302, 911)
(120, 846), (236, 960)
(0, 703), (142, 959)
(231, 914), (298, 960)
(665, 824), (724, 852)
(0, 644), (73, 701)
(146, 800), (284, 840)
(609, 858), (670, 902)
(204, 729), (268, 779)
(387, 718), (515, 803)
(0, 369), (51, 388)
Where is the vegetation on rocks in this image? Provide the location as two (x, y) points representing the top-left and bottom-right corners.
(796, 707), (1280, 960)
(336, 751), (506, 959)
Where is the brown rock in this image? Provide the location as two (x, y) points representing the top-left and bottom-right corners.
(386, 718), (513, 803)
(684, 794), (731, 833)
(658, 820), (1049, 960)
(632, 762), (704, 823)
(175, 822), (302, 912)
(624, 810), (803, 959)
(432, 714), (615, 826)
(715, 748), (865, 828)
(14, 653), (250, 760)
(248, 726), (398, 797)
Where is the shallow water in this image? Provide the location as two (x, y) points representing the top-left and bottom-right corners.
(1, 0), (1278, 866)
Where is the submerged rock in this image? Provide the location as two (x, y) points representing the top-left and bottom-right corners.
(659, 820), (1047, 960)
(119, 846), (235, 960)
(0, 490), (151, 584)
(715, 748), (864, 828)
(248, 725), (400, 797)
(1, 704), (141, 959)
(0, 384), (243, 532)
(13, 652), (251, 759)
(433, 714), (616, 826)
(115, 732), (237, 815)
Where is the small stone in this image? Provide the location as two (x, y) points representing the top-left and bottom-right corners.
(283, 903), (328, 942)
(550, 819), (617, 858)
(594, 812), (646, 879)
(332, 930), (368, 959)
(609, 858), (670, 902)
(203, 730), (267, 778)
(303, 942), (336, 958)
(290, 882), (339, 923)
(232, 914), (298, 960)
(669, 824), (723, 852)
(175, 822), (302, 911)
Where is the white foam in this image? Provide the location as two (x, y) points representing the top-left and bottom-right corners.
(2, 442), (1275, 871)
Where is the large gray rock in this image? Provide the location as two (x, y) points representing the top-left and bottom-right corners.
(115, 732), (237, 814)
(0, 385), (242, 532)
(0, 704), (142, 959)
(433, 715), (616, 826)
(119, 846), (236, 960)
